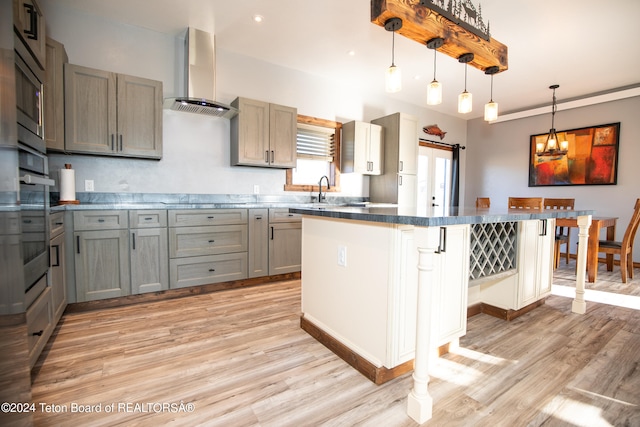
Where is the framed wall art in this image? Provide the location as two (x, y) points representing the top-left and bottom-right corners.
(528, 122), (620, 187)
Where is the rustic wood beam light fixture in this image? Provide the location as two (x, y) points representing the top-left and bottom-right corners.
(371, 0), (508, 74)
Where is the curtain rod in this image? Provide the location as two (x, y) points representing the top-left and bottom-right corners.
(419, 138), (466, 150)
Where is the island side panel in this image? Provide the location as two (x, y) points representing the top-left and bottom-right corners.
(301, 216), (396, 368)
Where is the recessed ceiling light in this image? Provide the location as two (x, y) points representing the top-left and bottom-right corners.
(414, 75), (422, 80)
(347, 50), (356, 56)
(253, 14), (264, 23)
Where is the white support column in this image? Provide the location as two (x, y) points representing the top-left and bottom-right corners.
(407, 227), (439, 423)
(572, 215), (591, 314)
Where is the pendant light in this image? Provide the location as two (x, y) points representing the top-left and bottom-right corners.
(384, 18), (402, 93)
(426, 37), (444, 105)
(484, 66), (499, 122)
(457, 53), (474, 113)
(536, 84), (568, 157)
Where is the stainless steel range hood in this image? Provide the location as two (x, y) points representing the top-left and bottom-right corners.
(164, 28), (237, 119)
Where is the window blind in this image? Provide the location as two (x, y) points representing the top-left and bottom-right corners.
(296, 123), (335, 162)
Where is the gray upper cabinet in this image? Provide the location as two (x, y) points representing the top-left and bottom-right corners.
(64, 63), (163, 159)
(44, 37), (67, 152)
(230, 97), (297, 168)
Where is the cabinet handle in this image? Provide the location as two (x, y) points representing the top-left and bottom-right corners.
(270, 226), (274, 240)
(76, 235), (80, 254)
(144, 217), (153, 221)
(132, 232), (136, 250)
(398, 175), (403, 186)
(271, 150), (275, 164)
(23, 219), (32, 224)
(208, 268), (216, 272)
(207, 216), (214, 219)
(435, 227), (447, 254)
(256, 216), (262, 220)
(208, 240), (215, 243)
(119, 134), (123, 151)
(399, 160), (404, 172)
(111, 134), (115, 150)
(32, 330), (44, 337)
(55, 221), (63, 226)
(23, 3), (38, 40)
(51, 244), (60, 267)
(265, 150), (269, 163)
(98, 218), (105, 222)
(539, 219), (548, 236)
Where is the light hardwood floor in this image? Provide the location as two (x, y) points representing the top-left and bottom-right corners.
(32, 263), (640, 426)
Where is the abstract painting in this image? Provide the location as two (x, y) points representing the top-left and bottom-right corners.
(529, 122), (620, 186)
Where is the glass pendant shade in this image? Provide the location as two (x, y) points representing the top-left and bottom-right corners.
(458, 91), (472, 114)
(386, 64), (402, 93)
(427, 80), (442, 105)
(484, 101), (498, 121)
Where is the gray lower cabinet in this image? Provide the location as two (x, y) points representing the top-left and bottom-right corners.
(73, 211), (130, 302)
(268, 209), (301, 275)
(168, 209), (248, 289)
(248, 209), (269, 278)
(129, 210), (168, 294)
(49, 212), (67, 323)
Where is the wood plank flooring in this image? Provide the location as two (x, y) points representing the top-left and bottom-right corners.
(31, 262), (640, 426)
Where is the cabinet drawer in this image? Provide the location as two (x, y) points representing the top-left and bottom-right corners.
(169, 253), (248, 289)
(73, 210), (128, 230)
(169, 224), (247, 258)
(269, 208), (302, 223)
(26, 286), (53, 368)
(169, 209), (247, 227)
(129, 210), (167, 228)
(50, 211), (65, 238)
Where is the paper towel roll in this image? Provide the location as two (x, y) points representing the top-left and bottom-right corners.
(60, 168), (76, 201)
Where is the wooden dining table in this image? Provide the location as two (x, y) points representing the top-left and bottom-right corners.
(555, 216), (618, 282)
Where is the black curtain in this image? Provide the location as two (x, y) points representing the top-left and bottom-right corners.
(450, 144), (461, 211)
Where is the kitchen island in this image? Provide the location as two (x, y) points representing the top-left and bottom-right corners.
(289, 204), (594, 423)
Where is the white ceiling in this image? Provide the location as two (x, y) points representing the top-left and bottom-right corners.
(49, 0), (640, 120)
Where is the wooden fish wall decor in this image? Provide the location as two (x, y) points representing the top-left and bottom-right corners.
(423, 124), (447, 140)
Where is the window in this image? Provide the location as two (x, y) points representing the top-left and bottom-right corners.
(285, 115), (341, 192)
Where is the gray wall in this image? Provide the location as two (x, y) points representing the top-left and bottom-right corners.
(466, 95), (640, 261)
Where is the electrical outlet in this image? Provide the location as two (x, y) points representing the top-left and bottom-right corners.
(253, 184), (260, 194)
(337, 246), (347, 267)
(84, 180), (94, 192)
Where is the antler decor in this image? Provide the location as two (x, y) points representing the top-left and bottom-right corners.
(371, 0), (508, 73)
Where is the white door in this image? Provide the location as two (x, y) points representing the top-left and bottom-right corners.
(417, 146), (452, 216)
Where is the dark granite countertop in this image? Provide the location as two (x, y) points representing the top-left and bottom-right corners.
(289, 205), (596, 227)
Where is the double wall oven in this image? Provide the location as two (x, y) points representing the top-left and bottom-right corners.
(15, 29), (53, 305)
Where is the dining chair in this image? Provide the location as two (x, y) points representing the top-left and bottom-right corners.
(544, 198), (575, 268)
(508, 197), (543, 210)
(476, 197), (490, 208)
(597, 198), (640, 283)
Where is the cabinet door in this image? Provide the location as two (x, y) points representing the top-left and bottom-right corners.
(433, 225), (470, 346)
(397, 113), (418, 175)
(130, 228), (168, 294)
(44, 37), (67, 152)
(74, 229), (130, 301)
(64, 64), (117, 154)
(397, 174), (417, 209)
(537, 219), (555, 297)
(368, 123), (383, 175)
(517, 220), (541, 308)
(230, 97), (270, 166)
(117, 74), (163, 159)
(49, 231), (67, 322)
(248, 209), (268, 278)
(269, 222), (301, 275)
(269, 103), (297, 168)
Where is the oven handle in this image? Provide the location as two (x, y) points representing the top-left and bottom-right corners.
(19, 174), (55, 186)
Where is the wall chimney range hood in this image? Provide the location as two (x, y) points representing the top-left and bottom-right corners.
(164, 28), (237, 119)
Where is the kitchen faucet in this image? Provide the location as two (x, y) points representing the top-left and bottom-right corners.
(318, 175), (330, 203)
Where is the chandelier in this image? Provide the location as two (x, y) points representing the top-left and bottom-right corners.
(536, 85), (568, 157)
